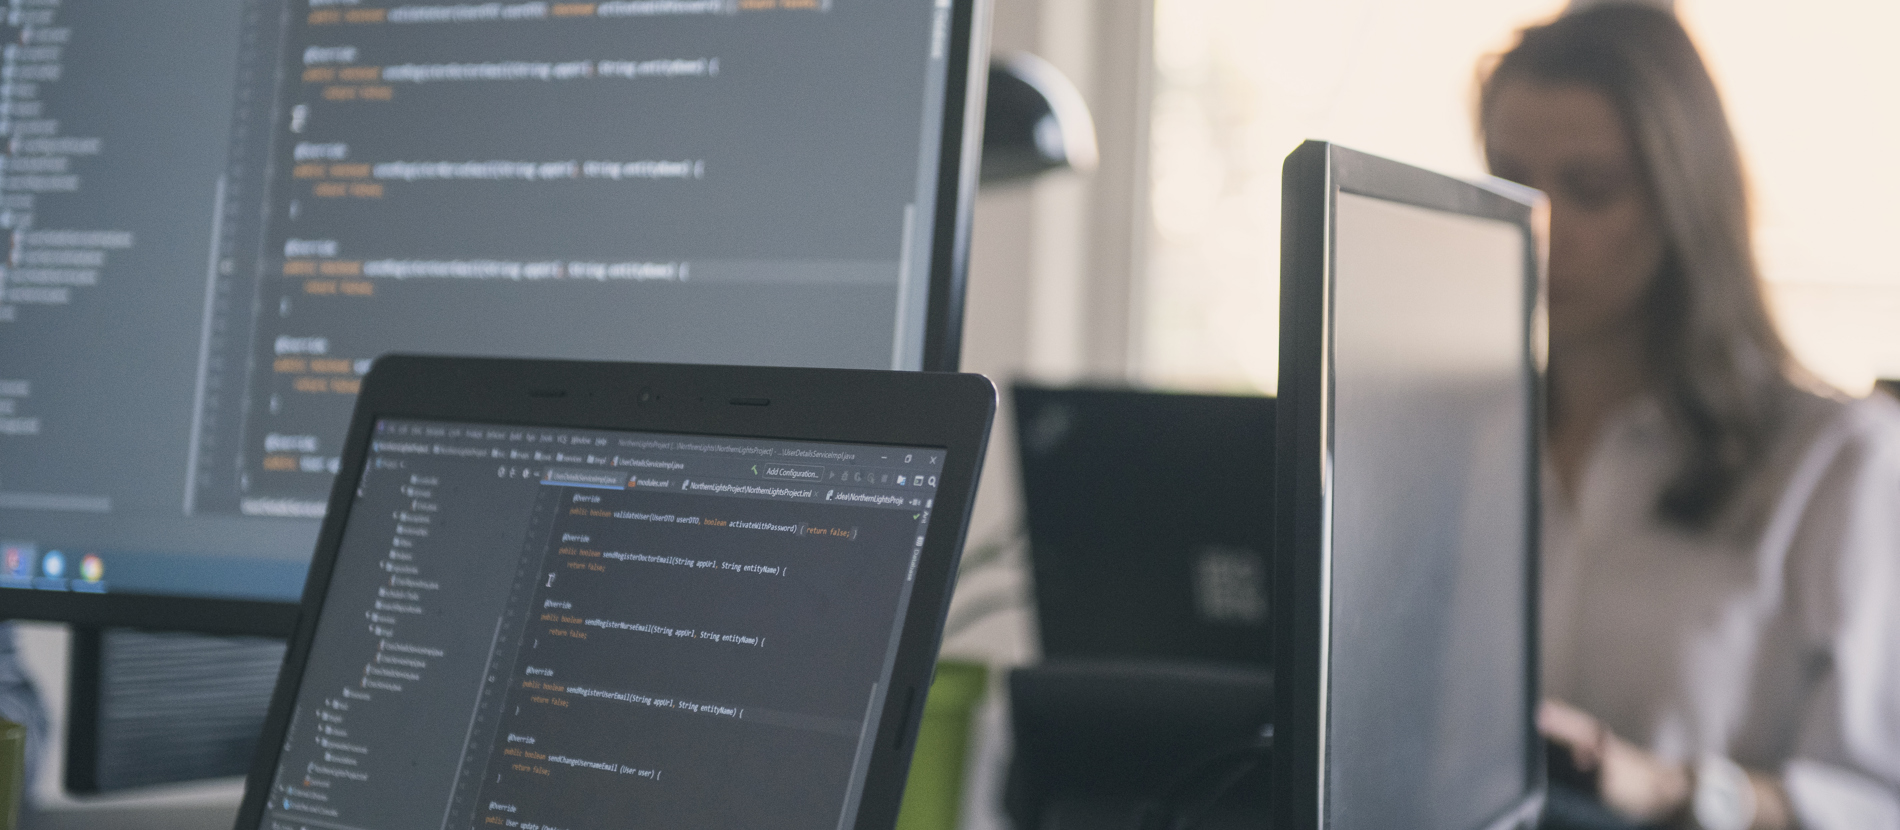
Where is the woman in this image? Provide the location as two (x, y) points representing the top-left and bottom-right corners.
(1478, 5), (1900, 829)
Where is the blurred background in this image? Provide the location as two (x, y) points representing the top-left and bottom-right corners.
(1143, 0), (1900, 397)
(8, 1), (1895, 827)
(952, 0), (1900, 621)
(944, 0), (1899, 823)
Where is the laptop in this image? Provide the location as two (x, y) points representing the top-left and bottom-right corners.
(236, 356), (995, 830)
(1013, 385), (1273, 667)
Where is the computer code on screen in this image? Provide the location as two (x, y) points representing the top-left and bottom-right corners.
(0, 0), (959, 602)
(260, 420), (945, 830)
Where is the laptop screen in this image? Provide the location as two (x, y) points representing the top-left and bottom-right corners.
(257, 418), (946, 830)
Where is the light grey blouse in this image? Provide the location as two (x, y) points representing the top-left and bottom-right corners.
(1543, 390), (1900, 829)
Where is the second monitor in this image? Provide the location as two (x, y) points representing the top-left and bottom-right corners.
(1274, 140), (1546, 830)
(0, 0), (988, 632)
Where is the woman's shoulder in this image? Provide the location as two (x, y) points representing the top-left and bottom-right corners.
(1759, 387), (1900, 648)
(1783, 386), (1900, 467)
(1809, 389), (1900, 505)
(1712, 386), (1900, 542)
(1749, 385), (1900, 554)
(1835, 388), (1900, 438)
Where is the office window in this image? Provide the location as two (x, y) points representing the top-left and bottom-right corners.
(1142, 0), (1900, 394)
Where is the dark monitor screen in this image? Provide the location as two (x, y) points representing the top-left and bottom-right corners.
(0, 0), (981, 628)
(1274, 141), (1545, 830)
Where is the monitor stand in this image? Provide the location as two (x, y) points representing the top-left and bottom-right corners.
(12, 624), (249, 830)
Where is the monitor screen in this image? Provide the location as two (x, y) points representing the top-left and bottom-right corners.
(256, 418), (945, 830)
(1323, 190), (1533, 828)
(0, 0), (978, 622)
(1273, 141), (1543, 830)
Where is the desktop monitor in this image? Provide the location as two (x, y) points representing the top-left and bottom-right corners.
(1272, 141), (1547, 829)
(0, 0), (989, 634)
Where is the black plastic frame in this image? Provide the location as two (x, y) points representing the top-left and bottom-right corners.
(1271, 141), (1548, 830)
(61, 626), (103, 794)
(921, 0), (991, 374)
(3, 0), (990, 636)
(0, 593), (301, 638)
(62, 627), (288, 794)
(232, 355), (995, 830)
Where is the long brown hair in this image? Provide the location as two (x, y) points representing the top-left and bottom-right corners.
(1479, 4), (1804, 528)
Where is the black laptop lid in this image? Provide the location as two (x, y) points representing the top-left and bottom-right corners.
(238, 357), (994, 830)
(1014, 386), (1272, 667)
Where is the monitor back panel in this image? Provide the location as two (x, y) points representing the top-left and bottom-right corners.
(1014, 386), (1272, 667)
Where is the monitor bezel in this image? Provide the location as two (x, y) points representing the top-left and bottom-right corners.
(921, 0), (991, 375)
(1272, 140), (1548, 830)
(4, 0), (991, 635)
(234, 355), (996, 830)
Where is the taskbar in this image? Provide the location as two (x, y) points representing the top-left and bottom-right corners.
(0, 541), (308, 605)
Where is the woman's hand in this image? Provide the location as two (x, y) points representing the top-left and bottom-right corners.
(1540, 699), (1692, 823)
(1537, 699), (1796, 830)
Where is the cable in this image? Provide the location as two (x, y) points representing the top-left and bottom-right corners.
(1133, 726), (1273, 830)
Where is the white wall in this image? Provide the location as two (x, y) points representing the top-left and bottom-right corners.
(938, 2), (1148, 827)
(940, 0), (1145, 668)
